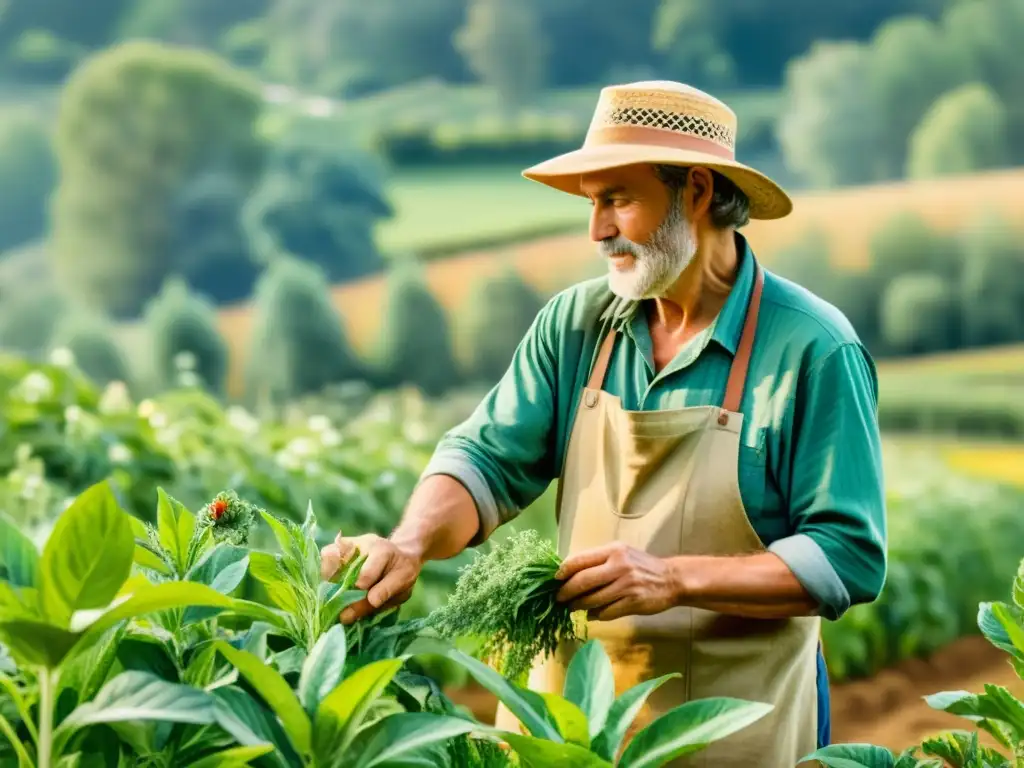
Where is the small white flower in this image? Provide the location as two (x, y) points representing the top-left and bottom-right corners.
(64, 405), (83, 423)
(138, 399), (157, 419)
(287, 437), (314, 458)
(174, 351), (197, 371)
(307, 415), (331, 433)
(99, 381), (131, 414)
(177, 370), (200, 389)
(304, 461), (322, 476)
(403, 421), (429, 444)
(108, 443), (132, 465)
(149, 411), (168, 429)
(276, 450), (301, 471)
(378, 471), (397, 488)
(227, 406), (260, 435)
(319, 428), (342, 448)
(18, 371), (53, 403)
(49, 347), (75, 367)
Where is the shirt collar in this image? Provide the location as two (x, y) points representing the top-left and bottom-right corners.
(598, 232), (757, 357)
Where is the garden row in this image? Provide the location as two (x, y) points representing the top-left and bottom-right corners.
(4, 350), (1024, 693)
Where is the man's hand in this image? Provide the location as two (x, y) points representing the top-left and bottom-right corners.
(320, 532), (424, 625)
(553, 542), (681, 621)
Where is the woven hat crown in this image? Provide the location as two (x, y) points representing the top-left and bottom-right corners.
(585, 81), (738, 159)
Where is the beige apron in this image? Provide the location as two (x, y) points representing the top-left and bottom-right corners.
(494, 263), (819, 767)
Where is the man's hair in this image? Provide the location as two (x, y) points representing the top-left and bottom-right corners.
(653, 164), (750, 230)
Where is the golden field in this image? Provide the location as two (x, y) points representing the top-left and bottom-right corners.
(187, 166), (1024, 395)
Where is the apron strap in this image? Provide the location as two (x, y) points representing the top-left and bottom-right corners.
(722, 260), (765, 414)
(587, 326), (618, 390)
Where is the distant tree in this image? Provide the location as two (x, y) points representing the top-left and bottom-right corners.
(869, 211), (964, 283)
(144, 277), (229, 394)
(245, 256), (362, 403)
(941, 0), (1024, 163)
(0, 109), (56, 251)
(48, 41), (266, 319)
(0, 286), (66, 358)
(455, 0), (548, 106)
(907, 83), (1010, 179)
(867, 16), (974, 179)
(49, 310), (132, 388)
(959, 213), (1024, 347)
(244, 138), (392, 282)
(777, 42), (888, 188)
(460, 267), (544, 384)
(375, 265), (460, 398)
(880, 272), (958, 355)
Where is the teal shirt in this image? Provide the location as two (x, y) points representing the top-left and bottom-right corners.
(423, 234), (888, 621)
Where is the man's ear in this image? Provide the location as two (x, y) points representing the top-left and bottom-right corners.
(685, 167), (715, 221)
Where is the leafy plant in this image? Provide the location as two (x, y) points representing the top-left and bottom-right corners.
(427, 529), (583, 684)
(0, 481), (277, 766)
(443, 638), (773, 767)
(803, 556), (1024, 768)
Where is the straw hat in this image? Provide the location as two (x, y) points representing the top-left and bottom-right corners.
(522, 81), (792, 220)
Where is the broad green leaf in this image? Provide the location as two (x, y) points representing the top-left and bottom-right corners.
(187, 744), (276, 768)
(183, 545), (250, 625)
(319, 587), (366, 634)
(53, 671), (216, 756)
(919, 730), (1000, 768)
(0, 707), (34, 766)
(298, 624), (347, 714)
(349, 712), (477, 768)
(978, 602), (1024, 661)
(563, 639), (615, 740)
(617, 697), (773, 768)
(59, 624), (127, 705)
(187, 545), (250, 591)
(157, 489), (195, 573)
(132, 540), (172, 575)
(927, 684), (1024, 740)
(260, 511), (296, 562)
(591, 673), (678, 762)
(539, 693), (590, 747)
(0, 617), (80, 667)
(274, 646), (307, 677)
(314, 657), (404, 759)
(215, 641), (311, 755)
(444, 648), (562, 742)
(213, 686), (303, 768)
(800, 744), (897, 767)
(40, 482), (134, 624)
(0, 510), (38, 589)
(0, 581), (27, 614)
(78, 582), (276, 648)
(248, 552), (300, 613)
(501, 732), (611, 768)
(992, 603), (1024, 659)
(117, 635), (180, 682)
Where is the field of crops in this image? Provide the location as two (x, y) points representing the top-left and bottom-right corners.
(3, 350), (1024, 764)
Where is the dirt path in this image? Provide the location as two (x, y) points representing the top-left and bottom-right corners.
(444, 636), (1022, 753)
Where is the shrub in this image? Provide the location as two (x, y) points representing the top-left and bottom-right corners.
(374, 264), (460, 398)
(245, 256), (363, 404)
(460, 266), (544, 384)
(958, 212), (1024, 347)
(880, 272), (958, 355)
(907, 82), (1010, 179)
(48, 309), (132, 388)
(144, 277), (229, 395)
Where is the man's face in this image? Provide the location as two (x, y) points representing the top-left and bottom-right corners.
(581, 163), (696, 300)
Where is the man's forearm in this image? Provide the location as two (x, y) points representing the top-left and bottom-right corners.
(389, 475), (481, 563)
(670, 552), (820, 619)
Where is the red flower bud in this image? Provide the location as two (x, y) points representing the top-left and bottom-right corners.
(211, 499), (228, 521)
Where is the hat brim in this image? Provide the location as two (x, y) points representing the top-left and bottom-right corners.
(522, 143), (793, 220)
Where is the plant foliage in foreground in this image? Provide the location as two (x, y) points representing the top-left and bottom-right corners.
(803, 557), (1024, 768)
(0, 481), (773, 767)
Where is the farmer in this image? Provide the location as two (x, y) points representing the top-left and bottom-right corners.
(321, 81), (887, 766)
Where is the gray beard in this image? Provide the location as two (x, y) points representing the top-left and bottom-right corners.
(595, 201), (696, 300)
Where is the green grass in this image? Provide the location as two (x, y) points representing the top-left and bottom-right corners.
(375, 164), (589, 257)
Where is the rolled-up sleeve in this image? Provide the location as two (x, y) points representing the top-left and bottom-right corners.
(419, 297), (562, 544)
(769, 342), (888, 621)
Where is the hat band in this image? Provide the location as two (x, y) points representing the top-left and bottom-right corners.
(584, 125), (735, 161)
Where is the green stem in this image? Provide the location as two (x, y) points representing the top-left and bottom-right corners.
(36, 668), (56, 768)
(0, 708), (34, 767)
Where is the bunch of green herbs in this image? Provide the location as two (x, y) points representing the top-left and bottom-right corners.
(427, 529), (584, 683)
